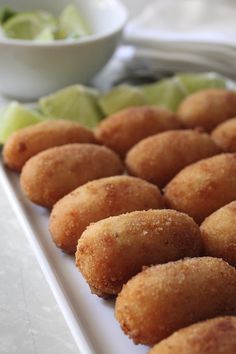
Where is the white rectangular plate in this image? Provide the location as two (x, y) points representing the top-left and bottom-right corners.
(0, 159), (148, 354)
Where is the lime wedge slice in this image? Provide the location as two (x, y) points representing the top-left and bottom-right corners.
(143, 78), (187, 112)
(39, 85), (103, 128)
(0, 7), (17, 25)
(35, 27), (54, 42)
(3, 11), (57, 40)
(177, 73), (229, 94)
(56, 4), (90, 40)
(99, 85), (147, 116)
(0, 102), (44, 144)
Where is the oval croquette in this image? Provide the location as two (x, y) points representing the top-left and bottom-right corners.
(115, 257), (236, 345)
(200, 201), (236, 266)
(49, 176), (164, 254)
(126, 129), (220, 188)
(164, 153), (236, 224)
(76, 209), (202, 297)
(178, 89), (236, 132)
(149, 316), (236, 354)
(20, 144), (123, 208)
(3, 119), (97, 171)
(95, 106), (181, 156)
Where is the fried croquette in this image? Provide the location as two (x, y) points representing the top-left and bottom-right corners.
(211, 117), (236, 152)
(164, 153), (236, 224)
(20, 144), (123, 208)
(95, 106), (181, 156)
(126, 129), (220, 188)
(76, 209), (202, 297)
(178, 89), (236, 132)
(115, 257), (236, 346)
(3, 119), (97, 171)
(49, 176), (164, 254)
(149, 316), (236, 354)
(200, 201), (236, 266)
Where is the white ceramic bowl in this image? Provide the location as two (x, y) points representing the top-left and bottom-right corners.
(0, 0), (128, 100)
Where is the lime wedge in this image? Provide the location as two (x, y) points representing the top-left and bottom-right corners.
(99, 85), (147, 116)
(177, 73), (228, 94)
(35, 27), (54, 42)
(0, 7), (17, 25)
(0, 102), (44, 144)
(3, 11), (57, 40)
(56, 4), (90, 40)
(39, 85), (103, 128)
(143, 78), (187, 112)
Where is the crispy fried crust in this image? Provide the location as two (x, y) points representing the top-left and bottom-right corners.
(76, 209), (202, 297)
(149, 316), (236, 354)
(200, 201), (236, 266)
(3, 119), (97, 171)
(126, 129), (221, 188)
(211, 117), (236, 152)
(164, 153), (236, 224)
(49, 176), (164, 254)
(20, 144), (123, 208)
(95, 106), (181, 156)
(115, 257), (236, 346)
(178, 89), (236, 132)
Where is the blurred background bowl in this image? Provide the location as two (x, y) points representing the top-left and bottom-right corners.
(0, 0), (128, 100)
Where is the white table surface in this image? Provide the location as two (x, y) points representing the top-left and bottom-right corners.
(0, 181), (79, 354)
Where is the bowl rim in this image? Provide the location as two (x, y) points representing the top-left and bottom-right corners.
(0, 0), (128, 47)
